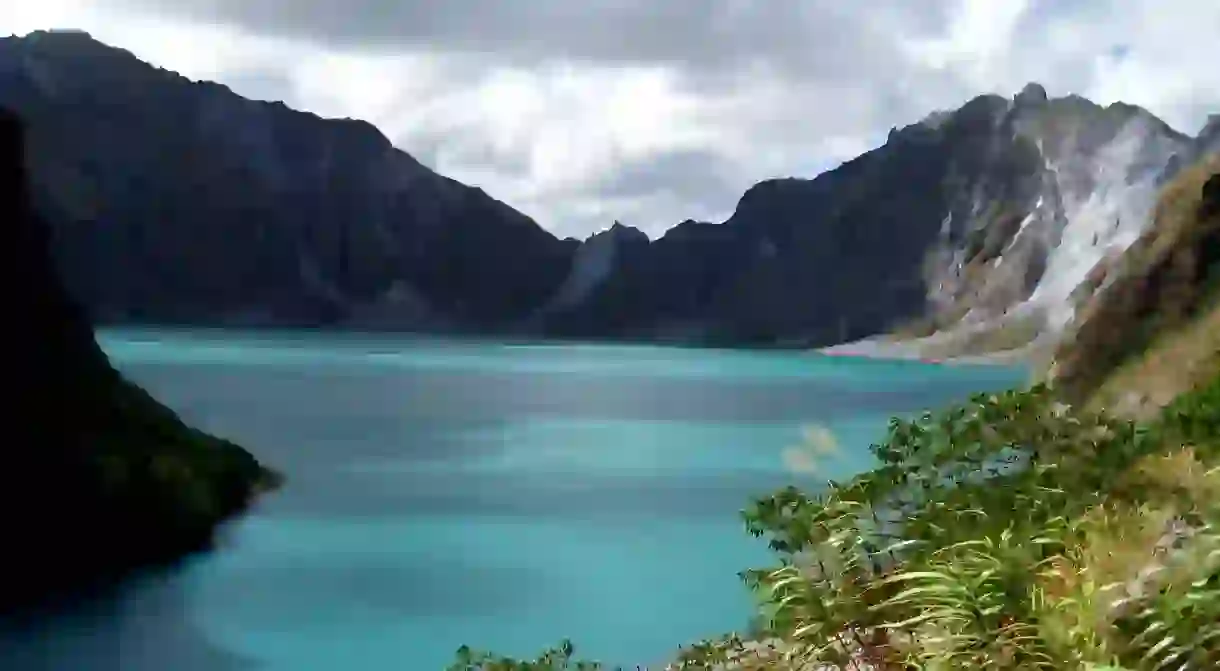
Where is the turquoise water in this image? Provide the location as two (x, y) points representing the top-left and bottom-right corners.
(0, 330), (1025, 670)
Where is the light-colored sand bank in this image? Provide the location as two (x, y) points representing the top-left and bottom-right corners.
(817, 335), (1035, 366)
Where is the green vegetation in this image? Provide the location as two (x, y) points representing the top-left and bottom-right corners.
(451, 376), (1220, 670)
(7, 327), (283, 611)
(84, 373), (282, 555)
(449, 640), (607, 671)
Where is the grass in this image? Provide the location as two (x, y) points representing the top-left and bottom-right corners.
(1051, 156), (1220, 402)
(1084, 300), (1220, 419)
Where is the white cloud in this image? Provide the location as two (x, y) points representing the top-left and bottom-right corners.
(1, 1), (81, 38)
(905, 0), (1220, 134)
(2, 0), (1219, 240)
(904, 0), (1035, 76)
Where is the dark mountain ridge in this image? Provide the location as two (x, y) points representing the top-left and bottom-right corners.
(4, 31), (1217, 351)
(0, 30), (574, 332)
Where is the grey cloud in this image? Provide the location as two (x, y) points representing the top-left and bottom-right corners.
(427, 135), (533, 178)
(435, 149), (745, 239)
(110, 0), (954, 82)
(1178, 97), (1220, 136)
(91, 0), (1005, 242)
(1019, 0), (1098, 28)
(548, 211), (622, 241)
(397, 133), (445, 172)
(1108, 44), (1131, 62)
(73, 0), (1219, 241)
(216, 68), (300, 106)
(596, 149), (738, 205)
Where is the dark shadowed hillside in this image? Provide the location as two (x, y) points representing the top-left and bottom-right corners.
(1, 107), (277, 612)
(0, 30), (574, 332)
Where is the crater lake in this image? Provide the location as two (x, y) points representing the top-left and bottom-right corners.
(0, 329), (1025, 670)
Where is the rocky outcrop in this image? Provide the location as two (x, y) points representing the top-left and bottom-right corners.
(1, 106), (277, 612)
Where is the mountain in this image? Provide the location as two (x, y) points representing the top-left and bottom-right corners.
(0, 107), (278, 611)
(2, 30), (1217, 354)
(542, 84), (1204, 349)
(0, 30), (575, 332)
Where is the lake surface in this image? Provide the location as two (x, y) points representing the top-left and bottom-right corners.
(0, 329), (1025, 670)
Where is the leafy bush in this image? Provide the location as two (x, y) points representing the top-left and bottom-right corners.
(455, 376), (1220, 670)
(447, 640), (618, 671)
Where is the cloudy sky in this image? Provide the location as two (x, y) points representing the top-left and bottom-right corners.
(2, 1), (1219, 239)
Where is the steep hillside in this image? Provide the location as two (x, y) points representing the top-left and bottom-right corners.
(0, 30), (574, 331)
(1048, 154), (1220, 414)
(541, 84), (1195, 347)
(1, 107), (278, 612)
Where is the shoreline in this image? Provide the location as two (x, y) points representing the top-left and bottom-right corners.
(98, 323), (1038, 368)
(816, 336), (1035, 367)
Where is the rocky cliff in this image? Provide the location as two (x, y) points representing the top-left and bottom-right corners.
(0, 106), (277, 612)
(4, 30), (1217, 352)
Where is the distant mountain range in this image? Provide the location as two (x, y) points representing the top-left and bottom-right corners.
(3, 30), (1218, 352)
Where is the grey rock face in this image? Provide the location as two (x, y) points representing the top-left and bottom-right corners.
(533, 221), (649, 317)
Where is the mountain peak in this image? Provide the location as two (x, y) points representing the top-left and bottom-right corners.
(1199, 114), (1220, 143)
(23, 28), (95, 41)
(591, 220), (648, 244)
(15, 29), (109, 54)
(1014, 82), (1049, 106)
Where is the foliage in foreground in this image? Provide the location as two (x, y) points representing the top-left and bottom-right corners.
(452, 375), (1220, 670)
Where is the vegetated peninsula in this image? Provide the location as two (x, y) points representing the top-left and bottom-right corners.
(1, 107), (279, 613)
